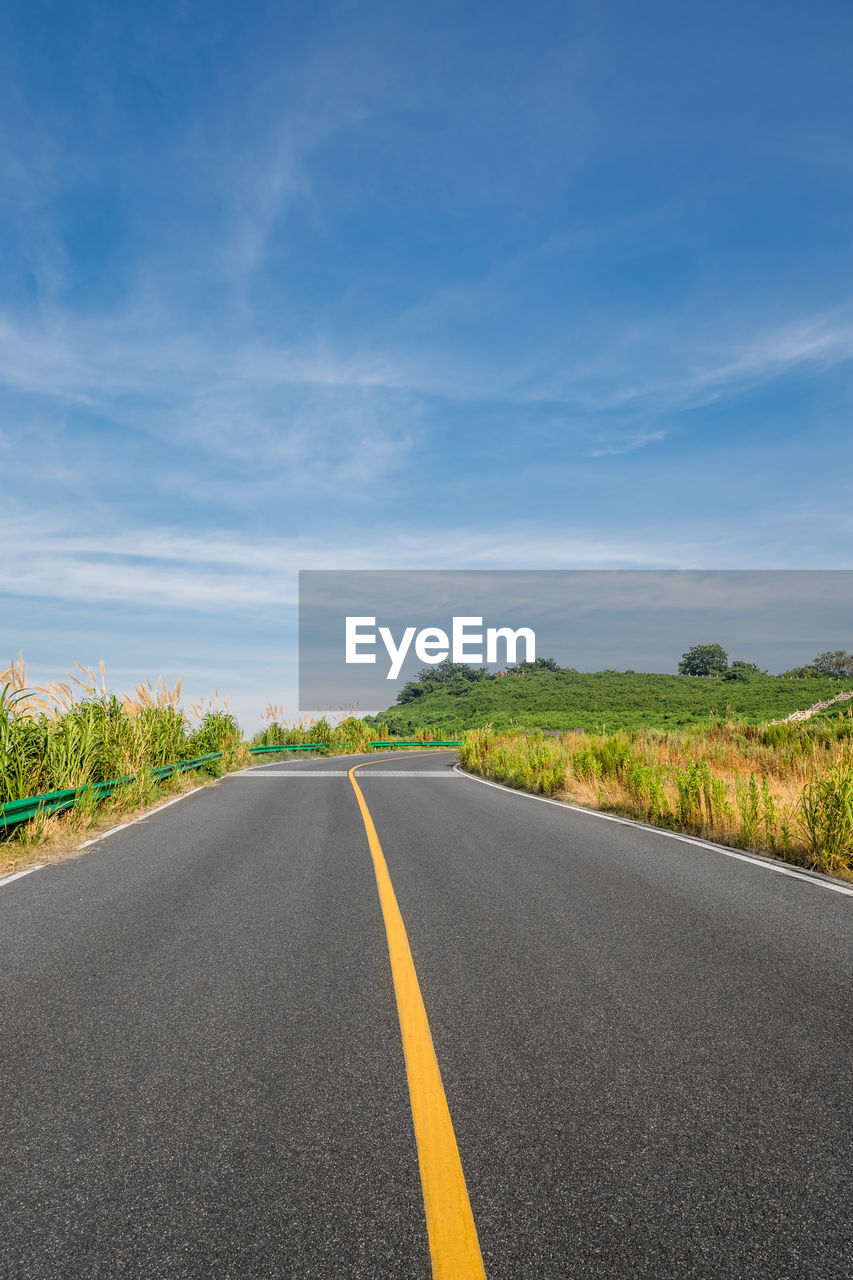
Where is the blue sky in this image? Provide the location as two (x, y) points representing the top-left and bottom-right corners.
(2, 1), (853, 724)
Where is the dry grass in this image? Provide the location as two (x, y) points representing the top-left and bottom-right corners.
(460, 720), (853, 879)
(0, 766), (228, 879)
(1, 652), (186, 722)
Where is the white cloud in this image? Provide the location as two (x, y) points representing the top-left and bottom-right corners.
(585, 428), (667, 457)
(3, 507), (848, 623)
(5, 508), (851, 730)
(0, 306), (419, 500)
(0, 310), (405, 402)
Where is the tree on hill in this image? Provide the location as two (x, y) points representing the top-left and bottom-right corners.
(678, 643), (729, 676)
(811, 650), (853, 678)
(512, 656), (561, 673)
(723, 660), (763, 681)
(396, 659), (486, 704)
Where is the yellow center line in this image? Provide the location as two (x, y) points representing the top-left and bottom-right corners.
(349, 757), (487, 1280)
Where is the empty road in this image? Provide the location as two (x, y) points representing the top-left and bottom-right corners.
(1, 751), (851, 1278)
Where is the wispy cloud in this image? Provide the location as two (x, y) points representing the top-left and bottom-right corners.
(0, 310), (406, 401)
(2, 517), (686, 614)
(585, 428), (667, 457)
(5, 292), (851, 468)
(4, 506), (849, 626)
(357, 225), (853, 417)
(0, 305), (419, 500)
(683, 313), (853, 397)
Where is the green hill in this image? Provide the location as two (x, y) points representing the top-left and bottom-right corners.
(366, 668), (853, 735)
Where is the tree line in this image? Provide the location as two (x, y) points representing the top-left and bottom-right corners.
(677, 644), (853, 680)
(394, 647), (853, 703)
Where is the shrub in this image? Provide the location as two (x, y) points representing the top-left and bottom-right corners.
(798, 765), (853, 875)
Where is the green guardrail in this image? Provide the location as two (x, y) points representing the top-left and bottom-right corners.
(0, 752), (223, 832)
(0, 742), (462, 832)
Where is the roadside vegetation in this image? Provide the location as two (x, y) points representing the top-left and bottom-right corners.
(0, 654), (247, 867)
(253, 704), (393, 754)
(0, 655), (245, 803)
(449, 645), (853, 880)
(366, 648), (853, 737)
(0, 660), (440, 869)
(459, 716), (853, 879)
(6, 642), (853, 881)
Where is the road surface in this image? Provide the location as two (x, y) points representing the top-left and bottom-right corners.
(1, 751), (851, 1278)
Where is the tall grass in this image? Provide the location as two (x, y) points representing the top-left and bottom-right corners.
(251, 703), (398, 753)
(0, 654), (247, 835)
(459, 720), (853, 876)
(799, 765), (853, 875)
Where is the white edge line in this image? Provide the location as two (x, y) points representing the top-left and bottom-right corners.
(76, 788), (205, 845)
(136, 789), (203, 819)
(78, 823), (132, 847)
(0, 864), (45, 888)
(453, 764), (853, 899)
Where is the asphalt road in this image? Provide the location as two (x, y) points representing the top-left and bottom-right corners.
(1, 751), (851, 1278)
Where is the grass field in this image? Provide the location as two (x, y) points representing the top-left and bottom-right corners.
(367, 668), (853, 736)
